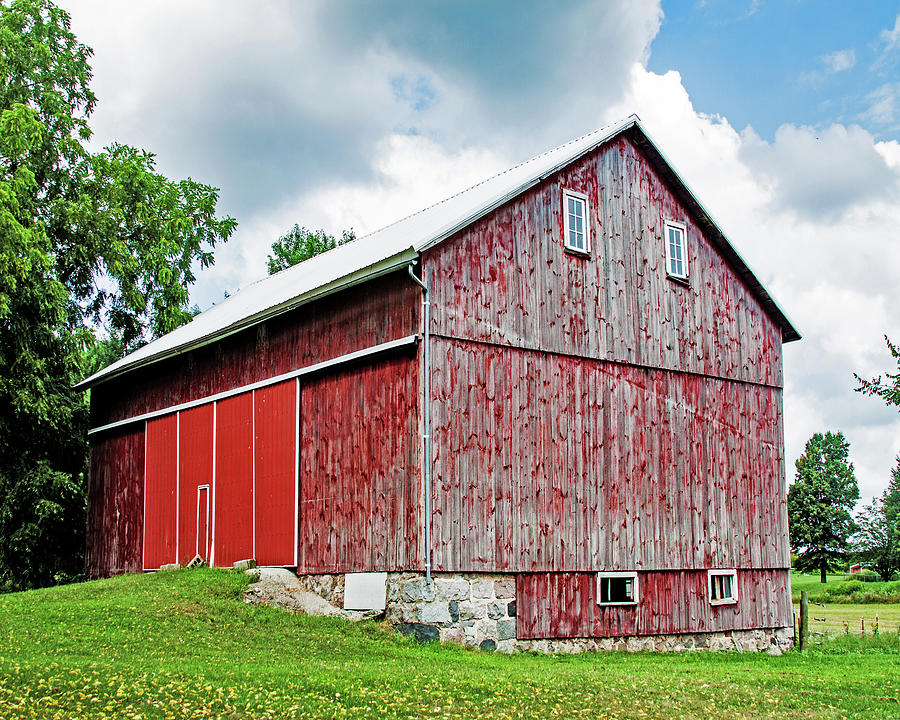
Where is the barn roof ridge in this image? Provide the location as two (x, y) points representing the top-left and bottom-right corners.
(355, 117), (636, 244)
(77, 114), (798, 389)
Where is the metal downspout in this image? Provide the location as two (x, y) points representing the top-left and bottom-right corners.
(408, 262), (432, 583)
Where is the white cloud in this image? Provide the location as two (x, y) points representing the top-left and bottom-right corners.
(864, 83), (900, 126)
(822, 49), (856, 73)
(739, 123), (898, 220)
(880, 14), (900, 53)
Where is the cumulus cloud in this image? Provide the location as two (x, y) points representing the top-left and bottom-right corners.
(739, 123), (898, 221)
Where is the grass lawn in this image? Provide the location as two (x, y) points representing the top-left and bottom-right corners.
(1, 570), (899, 719)
(789, 572), (847, 601)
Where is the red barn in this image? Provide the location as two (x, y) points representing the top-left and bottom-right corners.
(81, 116), (799, 652)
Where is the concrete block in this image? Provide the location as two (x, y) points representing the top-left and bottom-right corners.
(233, 559), (257, 571)
(344, 572), (387, 611)
(159, 563), (180, 572)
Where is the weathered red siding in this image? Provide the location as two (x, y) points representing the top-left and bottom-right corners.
(143, 415), (177, 570)
(213, 394), (254, 567)
(254, 380), (298, 566)
(298, 351), (420, 573)
(430, 337), (788, 573)
(85, 427), (144, 579)
(424, 135), (783, 389)
(90, 271), (420, 428)
(516, 570), (792, 639)
(177, 404), (213, 565)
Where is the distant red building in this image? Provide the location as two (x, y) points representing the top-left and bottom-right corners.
(81, 116), (800, 651)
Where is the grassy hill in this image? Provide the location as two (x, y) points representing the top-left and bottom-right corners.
(1, 570), (899, 719)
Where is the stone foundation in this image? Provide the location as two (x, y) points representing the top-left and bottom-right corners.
(295, 571), (793, 654)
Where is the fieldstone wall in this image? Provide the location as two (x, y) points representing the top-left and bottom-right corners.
(386, 572), (517, 651)
(294, 570), (793, 655)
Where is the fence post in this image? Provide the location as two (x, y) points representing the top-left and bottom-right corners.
(799, 591), (809, 652)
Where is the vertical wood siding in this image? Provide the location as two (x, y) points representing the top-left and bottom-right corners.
(424, 135), (783, 389)
(91, 272), (420, 428)
(254, 380), (298, 566)
(430, 337), (788, 573)
(177, 404), (214, 565)
(85, 427), (145, 579)
(298, 351), (420, 573)
(516, 570), (792, 639)
(143, 415), (177, 570)
(213, 393), (254, 567)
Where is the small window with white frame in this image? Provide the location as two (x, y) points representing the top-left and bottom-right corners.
(708, 569), (738, 606)
(563, 189), (590, 254)
(664, 220), (688, 280)
(597, 571), (639, 606)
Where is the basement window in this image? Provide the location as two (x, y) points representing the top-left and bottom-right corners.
(563, 189), (590, 254)
(597, 572), (639, 606)
(708, 569), (738, 606)
(664, 220), (688, 280)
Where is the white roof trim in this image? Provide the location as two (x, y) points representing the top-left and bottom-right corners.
(79, 114), (798, 389)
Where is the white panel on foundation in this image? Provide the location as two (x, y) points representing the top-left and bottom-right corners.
(344, 572), (388, 610)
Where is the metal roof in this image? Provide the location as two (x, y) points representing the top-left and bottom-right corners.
(78, 115), (799, 389)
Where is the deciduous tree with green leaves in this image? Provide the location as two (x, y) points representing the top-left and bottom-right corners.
(788, 431), (859, 583)
(855, 336), (900, 409)
(853, 456), (900, 581)
(0, 0), (235, 589)
(266, 225), (354, 275)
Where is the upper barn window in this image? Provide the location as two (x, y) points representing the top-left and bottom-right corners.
(708, 569), (738, 606)
(664, 220), (688, 280)
(563, 189), (590, 254)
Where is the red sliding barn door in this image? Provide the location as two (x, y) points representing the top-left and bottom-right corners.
(178, 404), (214, 565)
(144, 415), (177, 570)
(298, 354), (419, 573)
(213, 393), (254, 567)
(254, 381), (297, 566)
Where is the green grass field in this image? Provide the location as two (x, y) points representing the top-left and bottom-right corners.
(1, 570), (900, 719)
(790, 572), (900, 604)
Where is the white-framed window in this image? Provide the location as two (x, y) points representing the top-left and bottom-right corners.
(707, 569), (738, 606)
(563, 189), (590, 254)
(597, 571), (639, 606)
(664, 220), (688, 279)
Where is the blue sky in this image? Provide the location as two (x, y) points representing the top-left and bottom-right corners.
(652, 0), (900, 138)
(62, 0), (900, 504)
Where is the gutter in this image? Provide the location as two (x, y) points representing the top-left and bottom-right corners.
(407, 262), (432, 584)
